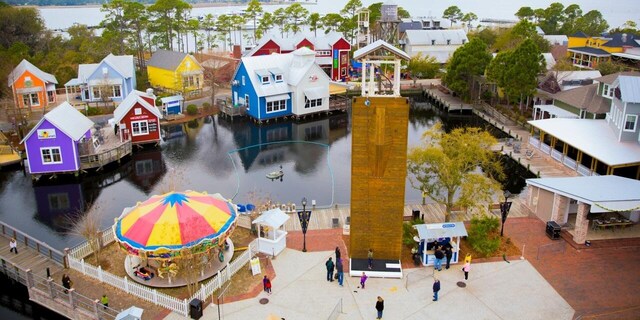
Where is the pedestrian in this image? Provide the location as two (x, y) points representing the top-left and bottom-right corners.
(62, 274), (71, 293)
(325, 257), (335, 282)
(9, 238), (18, 254)
(101, 294), (109, 309)
(335, 246), (341, 261)
(375, 296), (384, 319)
(360, 272), (368, 289)
(432, 278), (440, 301)
(265, 278), (272, 294)
(263, 275), (270, 293)
(367, 248), (374, 269)
(336, 258), (344, 286)
(434, 246), (444, 271)
(444, 245), (453, 270)
(462, 261), (471, 280)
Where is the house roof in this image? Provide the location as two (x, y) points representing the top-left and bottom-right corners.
(8, 59), (58, 87)
(542, 53), (556, 70)
(534, 104), (579, 119)
(244, 32), (348, 57)
(404, 29), (468, 46)
(21, 102), (93, 144)
(601, 33), (640, 48)
(612, 52), (640, 61)
(148, 50), (197, 71)
(555, 70), (602, 91)
(543, 35), (568, 45)
(114, 91), (162, 123)
(613, 75), (640, 103)
(528, 118), (640, 166)
(526, 175), (640, 213)
(552, 83), (610, 114)
(595, 71), (640, 84)
(570, 31), (588, 38)
(74, 54), (134, 85)
(353, 40), (410, 61)
(414, 222), (468, 240)
(567, 47), (610, 56)
(252, 208), (290, 228)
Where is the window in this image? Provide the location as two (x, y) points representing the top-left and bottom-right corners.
(24, 76), (33, 87)
(22, 95), (30, 106)
(134, 108), (142, 115)
(602, 84), (614, 98)
(47, 91), (55, 103)
(446, 39), (451, 45)
(431, 40), (436, 45)
(41, 147), (62, 164)
(316, 50), (331, 56)
(341, 67), (347, 76)
(102, 67), (108, 75)
(92, 87), (101, 99)
(112, 85), (122, 98)
(242, 76), (245, 86)
(29, 93), (39, 106)
(131, 120), (149, 136)
(261, 75), (270, 84)
(624, 114), (638, 131)
(275, 74), (283, 82)
(266, 99), (286, 113)
(304, 97), (323, 108)
(462, 39), (466, 44)
(245, 94), (250, 109)
(579, 109), (587, 119)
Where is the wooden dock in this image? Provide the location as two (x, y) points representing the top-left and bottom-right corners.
(423, 87), (474, 113)
(0, 222), (65, 279)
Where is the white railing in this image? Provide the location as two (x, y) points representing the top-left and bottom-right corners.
(529, 136), (540, 148)
(0, 221), (66, 266)
(577, 164), (591, 176)
(69, 228), (116, 260)
(551, 149), (563, 162)
(563, 157), (577, 170)
(540, 143), (551, 154)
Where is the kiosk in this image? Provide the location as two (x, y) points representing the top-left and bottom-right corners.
(252, 208), (290, 257)
(414, 222), (468, 266)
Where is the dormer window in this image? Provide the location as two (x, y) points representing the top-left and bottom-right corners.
(431, 40), (436, 45)
(275, 74), (283, 82)
(602, 84), (614, 98)
(261, 76), (270, 84)
(102, 67), (108, 75)
(462, 39), (466, 44)
(446, 39), (451, 45)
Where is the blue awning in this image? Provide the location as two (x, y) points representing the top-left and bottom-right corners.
(414, 222), (468, 240)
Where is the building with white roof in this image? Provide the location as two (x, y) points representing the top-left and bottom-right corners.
(8, 59), (58, 109)
(401, 29), (468, 63)
(65, 54), (136, 103)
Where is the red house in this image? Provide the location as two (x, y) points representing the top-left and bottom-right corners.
(113, 90), (163, 145)
(245, 32), (352, 81)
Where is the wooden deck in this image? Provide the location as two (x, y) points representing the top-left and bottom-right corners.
(78, 126), (132, 171)
(423, 87), (474, 113)
(0, 145), (21, 167)
(0, 224), (64, 280)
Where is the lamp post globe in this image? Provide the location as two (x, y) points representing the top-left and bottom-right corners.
(500, 191), (512, 237)
(300, 197), (308, 252)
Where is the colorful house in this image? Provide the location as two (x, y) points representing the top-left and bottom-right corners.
(8, 59), (58, 109)
(20, 102), (94, 175)
(113, 90), (163, 145)
(231, 47), (331, 122)
(65, 54), (136, 103)
(567, 32), (640, 69)
(147, 50), (204, 96)
(244, 32), (351, 81)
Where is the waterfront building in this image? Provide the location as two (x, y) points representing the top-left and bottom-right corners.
(64, 54), (136, 104)
(231, 47), (331, 122)
(113, 90), (162, 146)
(147, 50), (204, 96)
(401, 29), (468, 63)
(8, 59), (58, 110)
(243, 32), (351, 81)
(567, 32), (640, 69)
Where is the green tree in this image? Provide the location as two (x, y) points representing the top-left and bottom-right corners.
(202, 14), (216, 49)
(244, 0), (263, 45)
(469, 28), (498, 48)
(461, 12), (478, 31)
(272, 7), (287, 37)
(307, 12), (322, 37)
(230, 14), (246, 49)
(493, 20), (549, 53)
(284, 3), (309, 35)
(574, 10), (609, 36)
(0, 5), (45, 50)
(406, 53), (440, 85)
(538, 2), (565, 34)
(597, 60), (626, 75)
(503, 39), (545, 106)
(256, 12), (273, 41)
(340, 0), (362, 43)
(442, 5), (463, 26)
(609, 20), (640, 37)
(148, 0), (191, 51)
(486, 51), (510, 99)
(515, 6), (535, 21)
(123, 1), (149, 70)
(407, 123), (504, 222)
(100, 0), (128, 55)
(215, 14), (232, 51)
(322, 13), (343, 34)
(559, 4), (582, 35)
(186, 18), (201, 54)
(443, 38), (492, 101)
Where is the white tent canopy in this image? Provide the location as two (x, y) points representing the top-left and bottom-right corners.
(252, 208), (290, 228)
(414, 222), (468, 240)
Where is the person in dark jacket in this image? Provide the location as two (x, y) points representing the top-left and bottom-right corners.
(335, 246), (341, 261)
(375, 296), (384, 319)
(433, 278), (441, 301)
(336, 258), (344, 286)
(434, 246), (445, 271)
(325, 257), (335, 282)
(444, 245), (453, 269)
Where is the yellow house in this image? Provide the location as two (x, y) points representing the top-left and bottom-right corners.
(567, 32), (640, 69)
(147, 50), (204, 96)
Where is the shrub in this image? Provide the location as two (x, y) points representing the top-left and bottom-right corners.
(186, 104), (198, 115)
(467, 215), (501, 257)
(86, 107), (101, 116)
(402, 218), (424, 246)
(187, 119), (199, 128)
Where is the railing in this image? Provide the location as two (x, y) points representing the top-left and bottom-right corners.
(540, 143), (551, 154)
(0, 221), (66, 267)
(550, 149), (563, 162)
(327, 298), (343, 320)
(529, 136), (540, 148)
(563, 157), (577, 170)
(219, 104), (247, 117)
(577, 164), (591, 176)
(79, 141), (132, 170)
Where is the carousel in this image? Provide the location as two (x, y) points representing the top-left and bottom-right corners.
(113, 191), (238, 288)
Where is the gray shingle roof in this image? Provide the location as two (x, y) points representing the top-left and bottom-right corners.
(552, 83), (610, 114)
(8, 59), (58, 87)
(148, 50), (190, 70)
(595, 71), (640, 84)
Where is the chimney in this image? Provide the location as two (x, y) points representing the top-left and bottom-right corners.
(146, 88), (154, 96)
(233, 45), (242, 59)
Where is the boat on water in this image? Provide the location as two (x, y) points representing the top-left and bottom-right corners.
(266, 166), (284, 179)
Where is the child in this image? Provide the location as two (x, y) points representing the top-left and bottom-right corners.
(360, 272), (368, 289)
(9, 238), (17, 254)
(265, 277), (272, 294)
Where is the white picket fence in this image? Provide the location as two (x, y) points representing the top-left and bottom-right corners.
(68, 230), (258, 317)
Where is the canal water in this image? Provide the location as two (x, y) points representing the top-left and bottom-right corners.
(0, 100), (533, 251)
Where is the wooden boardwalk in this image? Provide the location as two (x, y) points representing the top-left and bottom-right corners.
(0, 232), (64, 279)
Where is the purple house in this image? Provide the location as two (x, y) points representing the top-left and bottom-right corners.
(21, 102), (94, 176)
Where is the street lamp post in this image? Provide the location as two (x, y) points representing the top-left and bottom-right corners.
(298, 197), (312, 252)
(500, 190), (513, 237)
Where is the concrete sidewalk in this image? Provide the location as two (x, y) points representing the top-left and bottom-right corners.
(166, 249), (573, 320)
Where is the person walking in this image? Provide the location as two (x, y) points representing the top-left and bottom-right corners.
(335, 246), (341, 262)
(432, 279), (441, 301)
(375, 296), (384, 319)
(434, 246), (444, 271)
(265, 277), (272, 294)
(9, 238), (18, 254)
(360, 272), (368, 289)
(444, 246), (453, 270)
(367, 249), (374, 270)
(336, 258), (344, 286)
(263, 275), (270, 293)
(62, 274), (71, 293)
(325, 257), (335, 282)
(462, 261), (471, 280)
(100, 294), (109, 309)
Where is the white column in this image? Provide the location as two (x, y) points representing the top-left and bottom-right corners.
(361, 62), (366, 97)
(394, 60), (401, 96)
(369, 61), (375, 96)
(65, 86), (69, 102)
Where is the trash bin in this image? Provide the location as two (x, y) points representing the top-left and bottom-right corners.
(189, 298), (203, 320)
(546, 221), (561, 240)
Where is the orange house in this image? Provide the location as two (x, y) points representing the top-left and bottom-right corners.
(7, 60), (58, 109)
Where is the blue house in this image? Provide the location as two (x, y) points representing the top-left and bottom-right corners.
(231, 47), (331, 122)
(64, 54), (136, 104)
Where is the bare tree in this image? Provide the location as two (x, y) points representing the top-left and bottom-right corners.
(66, 202), (106, 268)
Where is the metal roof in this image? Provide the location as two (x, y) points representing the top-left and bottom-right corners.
(252, 208), (290, 228)
(613, 75), (640, 103)
(113, 91), (162, 124)
(354, 40), (410, 61)
(527, 118), (640, 166)
(404, 29), (468, 46)
(21, 102), (94, 144)
(567, 47), (610, 56)
(595, 71), (640, 84)
(526, 176), (640, 213)
(414, 222), (468, 240)
(148, 50), (192, 71)
(8, 59), (58, 86)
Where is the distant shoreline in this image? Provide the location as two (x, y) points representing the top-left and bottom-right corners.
(25, 1), (316, 10)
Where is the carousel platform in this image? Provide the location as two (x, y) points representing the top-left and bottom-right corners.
(124, 239), (235, 288)
(349, 258), (403, 279)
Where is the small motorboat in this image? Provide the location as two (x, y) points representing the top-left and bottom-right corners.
(266, 166), (284, 180)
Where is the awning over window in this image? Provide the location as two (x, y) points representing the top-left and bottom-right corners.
(265, 94), (290, 102)
(304, 86), (328, 100)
